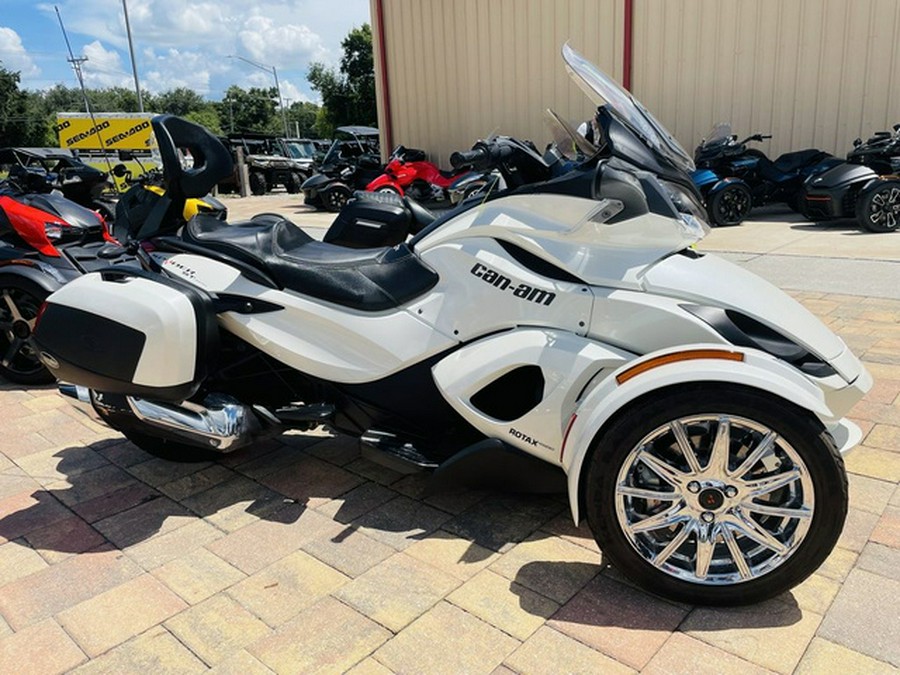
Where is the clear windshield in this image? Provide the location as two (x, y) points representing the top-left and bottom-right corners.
(562, 43), (694, 172)
(543, 109), (598, 160)
(704, 123), (733, 144)
(286, 141), (316, 159)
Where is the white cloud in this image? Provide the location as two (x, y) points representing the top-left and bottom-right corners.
(0, 26), (40, 77)
(143, 49), (213, 95)
(238, 16), (328, 66)
(81, 40), (132, 88)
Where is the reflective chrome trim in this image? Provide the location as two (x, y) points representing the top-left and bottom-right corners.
(126, 393), (263, 452)
(615, 414), (814, 586)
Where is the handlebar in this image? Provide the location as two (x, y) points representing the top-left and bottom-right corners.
(450, 141), (516, 171)
(450, 147), (490, 169)
(741, 133), (772, 144)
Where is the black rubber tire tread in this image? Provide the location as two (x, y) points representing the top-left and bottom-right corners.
(0, 276), (55, 385)
(122, 429), (223, 463)
(285, 172), (303, 194)
(856, 179), (900, 233)
(322, 185), (352, 212)
(707, 183), (752, 227)
(249, 172), (267, 196)
(584, 383), (847, 606)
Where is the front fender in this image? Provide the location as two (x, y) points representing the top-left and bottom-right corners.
(563, 345), (839, 525)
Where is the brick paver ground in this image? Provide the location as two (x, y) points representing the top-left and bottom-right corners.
(0, 290), (898, 673)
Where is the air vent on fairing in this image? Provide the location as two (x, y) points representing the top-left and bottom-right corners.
(469, 365), (545, 422)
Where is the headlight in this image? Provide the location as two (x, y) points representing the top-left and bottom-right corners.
(659, 180), (710, 238)
(43, 222), (66, 240)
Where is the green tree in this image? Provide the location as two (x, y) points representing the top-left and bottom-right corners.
(217, 85), (278, 133)
(185, 108), (223, 135)
(0, 64), (43, 146)
(155, 88), (206, 116)
(307, 24), (376, 130)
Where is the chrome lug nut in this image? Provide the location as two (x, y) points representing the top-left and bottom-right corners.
(725, 486), (738, 498)
(687, 481), (701, 493)
(701, 512), (715, 523)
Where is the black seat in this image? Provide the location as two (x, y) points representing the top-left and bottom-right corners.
(351, 190), (436, 232)
(772, 149), (831, 175)
(183, 214), (439, 311)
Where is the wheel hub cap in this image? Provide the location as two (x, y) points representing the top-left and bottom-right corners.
(698, 487), (725, 511)
(12, 320), (30, 340)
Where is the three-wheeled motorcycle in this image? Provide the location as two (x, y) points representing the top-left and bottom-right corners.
(33, 45), (871, 606)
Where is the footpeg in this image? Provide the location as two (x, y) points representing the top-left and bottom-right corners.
(275, 403), (335, 427)
(360, 430), (438, 474)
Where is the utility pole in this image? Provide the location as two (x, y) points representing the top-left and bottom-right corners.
(229, 55), (289, 137)
(122, 0), (144, 112)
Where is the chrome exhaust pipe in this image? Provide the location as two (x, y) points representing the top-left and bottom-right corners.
(126, 393), (267, 452)
(58, 383), (92, 403)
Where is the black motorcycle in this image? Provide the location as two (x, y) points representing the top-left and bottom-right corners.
(801, 124), (900, 232)
(300, 126), (384, 212)
(691, 124), (841, 226)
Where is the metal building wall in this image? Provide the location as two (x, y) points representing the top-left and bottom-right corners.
(372, 0), (900, 162)
(633, 0), (900, 158)
(371, 0), (625, 166)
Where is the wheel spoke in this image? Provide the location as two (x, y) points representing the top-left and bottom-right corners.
(653, 522), (692, 568)
(616, 484), (680, 501)
(730, 431), (776, 479)
(628, 502), (689, 534)
(729, 512), (789, 555)
(742, 502), (811, 520)
(1, 337), (24, 367)
(721, 524), (752, 580)
(706, 417), (731, 476)
(743, 468), (801, 498)
(638, 451), (687, 488)
(2, 291), (23, 322)
(695, 524), (716, 579)
(670, 420), (702, 474)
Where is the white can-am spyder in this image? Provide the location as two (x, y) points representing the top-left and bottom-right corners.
(33, 45), (871, 605)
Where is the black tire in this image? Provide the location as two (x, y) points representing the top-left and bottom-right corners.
(322, 185), (352, 212)
(856, 180), (900, 232)
(707, 183), (752, 226)
(584, 384), (847, 606)
(375, 185), (401, 196)
(249, 172), (267, 196)
(122, 429), (222, 463)
(0, 276), (54, 385)
(285, 172), (304, 194)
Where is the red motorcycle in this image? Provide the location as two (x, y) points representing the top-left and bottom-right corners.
(0, 180), (130, 384)
(366, 146), (472, 205)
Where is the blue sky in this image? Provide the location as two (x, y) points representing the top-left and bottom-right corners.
(0, 0), (371, 102)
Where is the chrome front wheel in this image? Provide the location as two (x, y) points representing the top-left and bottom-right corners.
(585, 386), (847, 605)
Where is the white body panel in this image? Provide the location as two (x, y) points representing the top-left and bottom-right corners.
(45, 274), (197, 388)
(431, 329), (631, 461)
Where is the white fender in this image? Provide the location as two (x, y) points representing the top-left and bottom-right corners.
(562, 345), (848, 524)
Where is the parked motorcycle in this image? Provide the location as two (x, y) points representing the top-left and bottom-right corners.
(0, 179), (131, 384)
(34, 46), (870, 606)
(0, 146), (119, 222)
(801, 124), (900, 232)
(301, 126), (383, 212)
(692, 125), (842, 226)
(366, 145), (474, 206)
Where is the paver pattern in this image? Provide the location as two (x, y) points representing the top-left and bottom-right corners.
(0, 202), (898, 673)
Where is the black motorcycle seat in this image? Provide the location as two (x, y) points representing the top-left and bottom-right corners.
(771, 149), (831, 174)
(183, 213), (439, 311)
(351, 190), (436, 232)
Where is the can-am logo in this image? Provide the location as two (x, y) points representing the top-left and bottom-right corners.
(470, 263), (556, 306)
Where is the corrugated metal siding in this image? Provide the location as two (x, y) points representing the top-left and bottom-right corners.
(373, 0), (900, 162)
(633, 0), (900, 158)
(372, 0), (624, 166)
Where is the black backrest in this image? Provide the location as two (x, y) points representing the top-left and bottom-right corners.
(151, 115), (234, 201)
